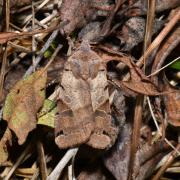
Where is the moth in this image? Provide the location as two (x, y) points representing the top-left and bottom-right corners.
(55, 41), (118, 149)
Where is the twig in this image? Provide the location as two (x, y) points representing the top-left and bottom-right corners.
(37, 44), (63, 79)
(137, 10), (180, 67)
(40, 10), (59, 25)
(32, 1), (36, 72)
(23, 0), (52, 25)
(128, 1), (156, 179)
(68, 165), (73, 180)
(128, 95), (143, 180)
(147, 96), (180, 155)
(37, 139), (48, 180)
(24, 29), (59, 76)
(0, 0), (10, 101)
(4, 143), (32, 180)
(152, 144), (180, 180)
(31, 155), (52, 180)
(143, 0), (156, 69)
(47, 148), (79, 180)
(147, 56), (180, 77)
(100, 0), (126, 36)
(8, 42), (32, 53)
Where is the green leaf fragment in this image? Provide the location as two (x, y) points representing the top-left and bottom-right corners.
(169, 59), (180, 70)
(44, 50), (53, 58)
(37, 99), (56, 128)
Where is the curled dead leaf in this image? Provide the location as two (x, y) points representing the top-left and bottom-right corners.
(102, 53), (161, 96)
(151, 27), (180, 126)
(3, 70), (47, 145)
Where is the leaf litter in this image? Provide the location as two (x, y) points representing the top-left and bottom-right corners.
(3, 69), (47, 145)
(0, 0), (179, 179)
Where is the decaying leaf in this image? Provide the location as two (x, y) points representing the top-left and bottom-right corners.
(0, 128), (12, 165)
(3, 70), (47, 145)
(118, 17), (164, 51)
(60, 0), (111, 35)
(103, 123), (173, 180)
(103, 123), (132, 180)
(78, 21), (102, 42)
(163, 80), (180, 126)
(126, 0), (180, 16)
(102, 53), (161, 95)
(37, 99), (57, 128)
(150, 26), (180, 126)
(60, 0), (96, 35)
(55, 41), (118, 149)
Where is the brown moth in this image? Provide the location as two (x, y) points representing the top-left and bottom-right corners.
(55, 41), (118, 149)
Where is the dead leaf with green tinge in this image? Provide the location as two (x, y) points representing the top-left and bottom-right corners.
(3, 70), (47, 145)
(37, 99), (56, 128)
(0, 128), (12, 165)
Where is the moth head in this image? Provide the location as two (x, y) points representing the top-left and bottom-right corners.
(65, 41), (106, 80)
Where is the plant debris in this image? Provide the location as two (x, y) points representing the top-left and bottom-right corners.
(3, 70), (47, 145)
(0, 0), (179, 179)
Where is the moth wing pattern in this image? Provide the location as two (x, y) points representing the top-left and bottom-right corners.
(55, 67), (94, 149)
(55, 40), (118, 149)
(86, 66), (118, 149)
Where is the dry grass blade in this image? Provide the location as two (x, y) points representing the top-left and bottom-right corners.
(4, 142), (32, 180)
(0, 0), (10, 101)
(128, 95), (143, 180)
(37, 139), (47, 180)
(0, 21), (67, 45)
(24, 29), (59, 76)
(147, 96), (180, 155)
(152, 144), (180, 180)
(137, 9), (180, 67)
(148, 56), (180, 77)
(128, 1), (156, 179)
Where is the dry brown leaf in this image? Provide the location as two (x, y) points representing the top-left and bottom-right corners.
(102, 53), (161, 95)
(0, 128), (12, 165)
(3, 70), (47, 145)
(163, 81), (180, 126)
(150, 26), (180, 126)
(60, 0), (97, 35)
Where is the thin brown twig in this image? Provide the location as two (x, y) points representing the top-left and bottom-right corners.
(147, 96), (180, 155)
(152, 144), (180, 180)
(137, 10), (180, 67)
(37, 139), (48, 180)
(147, 56), (180, 77)
(128, 95), (143, 180)
(100, 0), (126, 36)
(4, 142), (32, 180)
(32, 0), (36, 72)
(24, 29), (59, 76)
(143, 0), (156, 70)
(0, 0), (10, 101)
(128, 1), (156, 179)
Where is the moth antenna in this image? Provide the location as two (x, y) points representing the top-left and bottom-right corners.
(80, 39), (91, 52)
